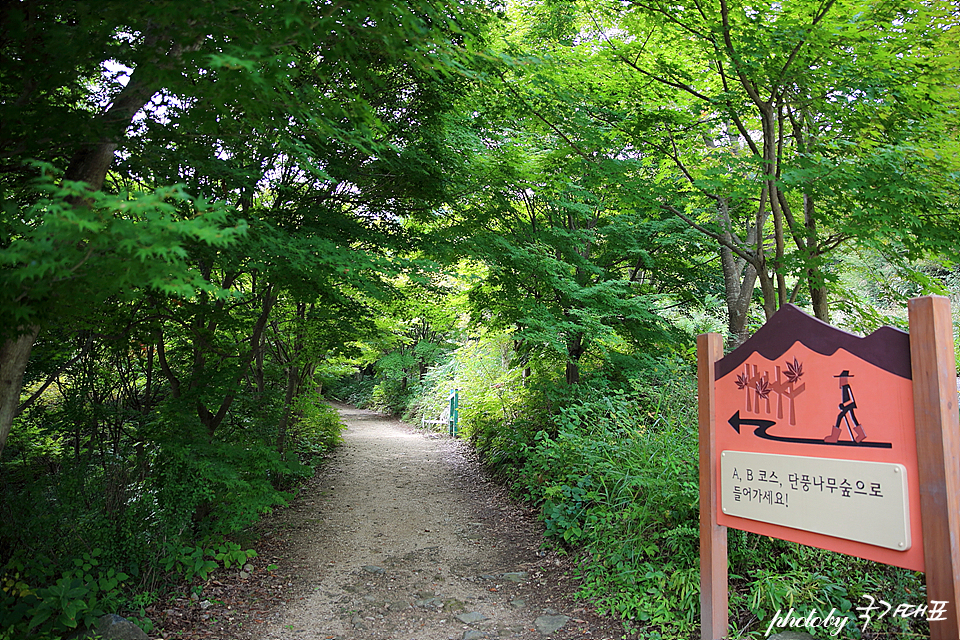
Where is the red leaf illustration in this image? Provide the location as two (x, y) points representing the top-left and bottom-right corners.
(755, 377), (772, 400)
(735, 372), (749, 389)
(784, 357), (804, 384)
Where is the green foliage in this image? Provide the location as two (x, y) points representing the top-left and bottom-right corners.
(742, 562), (859, 637)
(518, 377), (702, 635)
(0, 165), (246, 335)
(328, 376), (377, 408)
(211, 541), (258, 570)
(160, 541), (257, 582)
(451, 119), (707, 381)
(0, 368), (330, 638)
(410, 332), (539, 471)
(289, 401), (343, 462)
(370, 377), (414, 416)
(0, 539), (259, 639)
(2, 0), (957, 638)
(159, 545), (218, 583)
(0, 549), (129, 639)
(0, 0), (483, 636)
(153, 437), (305, 536)
(728, 541), (927, 638)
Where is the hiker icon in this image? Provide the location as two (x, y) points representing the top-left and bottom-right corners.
(824, 370), (867, 443)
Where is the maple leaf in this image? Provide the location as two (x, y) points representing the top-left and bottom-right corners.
(755, 377), (772, 400)
(735, 372), (749, 389)
(784, 357), (804, 383)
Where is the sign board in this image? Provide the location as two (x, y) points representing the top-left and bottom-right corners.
(712, 304), (923, 570)
(697, 298), (960, 640)
(720, 451), (910, 551)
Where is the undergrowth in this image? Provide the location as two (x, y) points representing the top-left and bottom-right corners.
(0, 400), (343, 639)
(514, 376), (928, 639)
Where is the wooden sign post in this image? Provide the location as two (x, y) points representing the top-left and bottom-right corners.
(909, 296), (960, 638)
(698, 296), (960, 640)
(698, 332), (727, 640)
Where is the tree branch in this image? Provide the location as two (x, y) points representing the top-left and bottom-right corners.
(772, 0), (839, 93)
(496, 72), (597, 164)
(719, 0), (765, 107)
(17, 335), (94, 415)
(661, 202), (756, 265)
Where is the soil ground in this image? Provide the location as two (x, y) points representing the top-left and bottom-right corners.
(155, 403), (629, 640)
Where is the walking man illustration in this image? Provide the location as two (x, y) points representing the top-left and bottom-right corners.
(824, 370), (867, 443)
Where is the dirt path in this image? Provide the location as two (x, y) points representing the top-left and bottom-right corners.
(232, 404), (625, 640)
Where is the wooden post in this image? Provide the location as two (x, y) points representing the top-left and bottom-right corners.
(698, 332), (728, 640)
(908, 295), (960, 640)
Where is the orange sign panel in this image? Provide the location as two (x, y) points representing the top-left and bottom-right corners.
(714, 305), (924, 571)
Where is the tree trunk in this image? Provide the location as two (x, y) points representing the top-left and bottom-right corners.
(253, 334), (266, 396)
(757, 263), (778, 321)
(195, 288), (276, 439)
(790, 108), (831, 323)
(714, 179), (763, 346)
(277, 303), (307, 453)
(0, 326), (41, 456)
(720, 245), (758, 347)
(809, 278), (829, 321)
(803, 194), (830, 322)
(63, 70), (156, 192)
(276, 367), (300, 454)
(565, 332), (585, 385)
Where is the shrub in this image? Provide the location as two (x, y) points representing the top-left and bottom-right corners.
(518, 374), (926, 639)
(369, 377), (412, 415)
(289, 400), (343, 461)
(0, 391), (335, 639)
(0, 549), (128, 639)
(327, 375), (376, 408)
(518, 381), (702, 636)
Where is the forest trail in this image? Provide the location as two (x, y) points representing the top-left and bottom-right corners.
(240, 404), (624, 640)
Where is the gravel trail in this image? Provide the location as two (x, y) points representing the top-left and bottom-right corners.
(243, 404), (624, 640)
